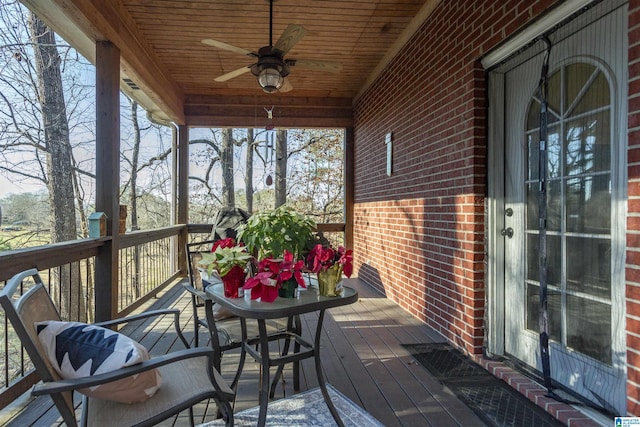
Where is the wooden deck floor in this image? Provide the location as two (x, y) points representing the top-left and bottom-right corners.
(2, 277), (487, 427)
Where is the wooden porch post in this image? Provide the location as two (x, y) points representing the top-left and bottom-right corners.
(345, 127), (354, 250)
(177, 125), (189, 274)
(94, 41), (120, 322)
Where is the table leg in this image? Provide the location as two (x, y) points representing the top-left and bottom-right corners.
(293, 314), (301, 391)
(230, 317), (248, 391)
(314, 309), (345, 427)
(269, 315), (302, 397)
(257, 319), (270, 427)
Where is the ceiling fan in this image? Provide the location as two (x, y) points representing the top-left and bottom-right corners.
(202, 0), (342, 93)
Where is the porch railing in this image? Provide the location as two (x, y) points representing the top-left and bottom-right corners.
(0, 225), (183, 409)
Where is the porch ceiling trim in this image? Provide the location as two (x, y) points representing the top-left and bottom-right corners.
(184, 95), (353, 128)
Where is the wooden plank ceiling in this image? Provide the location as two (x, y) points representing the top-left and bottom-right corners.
(22, 0), (434, 127)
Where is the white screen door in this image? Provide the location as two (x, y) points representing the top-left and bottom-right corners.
(500, 4), (626, 414)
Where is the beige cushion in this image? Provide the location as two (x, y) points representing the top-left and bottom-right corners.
(35, 320), (161, 403)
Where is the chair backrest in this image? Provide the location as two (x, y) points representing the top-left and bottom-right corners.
(0, 269), (77, 426)
(185, 239), (219, 291)
(209, 207), (250, 241)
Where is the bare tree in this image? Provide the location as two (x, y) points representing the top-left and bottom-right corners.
(119, 97), (172, 296)
(0, 2), (95, 240)
(29, 12), (84, 320)
(221, 128), (235, 206)
(275, 129), (287, 208)
(287, 129), (345, 223)
(186, 127), (344, 224)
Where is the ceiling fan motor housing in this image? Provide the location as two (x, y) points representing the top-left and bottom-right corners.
(251, 46), (290, 77)
(251, 46), (290, 92)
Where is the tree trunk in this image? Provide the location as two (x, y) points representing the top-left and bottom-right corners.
(221, 128), (235, 207)
(245, 128), (254, 214)
(275, 129), (287, 208)
(129, 100), (141, 298)
(129, 101), (140, 232)
(29, 14), (85, 321)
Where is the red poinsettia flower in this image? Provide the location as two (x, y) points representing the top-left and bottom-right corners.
(211, 237), (239, 252)
(337, 246), (354, 278)
(243, 270), (280, 302)
(307, 244), (353, 278)
(277, 250), (306, 287)
(306, 244), (334, 273)
(243, 250), (306, 302)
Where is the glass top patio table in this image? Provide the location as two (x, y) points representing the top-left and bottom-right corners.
(205, 281), (358, 318)
(205, 280), (359, 427)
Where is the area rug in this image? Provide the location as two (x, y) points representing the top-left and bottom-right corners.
(403, 343), (563, 427)
(198, 384), (384, 427)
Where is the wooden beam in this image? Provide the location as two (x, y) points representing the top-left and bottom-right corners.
(184, 95), (353, 128)
(185, 95), (353, 108)
(20, 0), (96, 63)
(186, 115), (353, 129)
(94, 41), (120, 322)
(84, 1), (185, 123)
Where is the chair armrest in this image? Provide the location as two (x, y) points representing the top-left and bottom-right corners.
(94, 309), (189, 349)
(31, 347), (234, 400)
(182, 283), (210, 300)
(94, 308), (179, 327)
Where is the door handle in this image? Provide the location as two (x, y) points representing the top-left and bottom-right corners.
(501, 227), (514, 238)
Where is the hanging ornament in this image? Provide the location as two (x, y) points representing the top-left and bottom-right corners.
(264, 106), (275, 130)
(264, 106), (274, 120)
(263, 130), (274, 186)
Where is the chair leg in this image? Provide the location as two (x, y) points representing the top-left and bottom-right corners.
(220, 400), (234, 427)
(193, 306), (200, 347)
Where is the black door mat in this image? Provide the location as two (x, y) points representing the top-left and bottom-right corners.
(403, 343), (564, 427)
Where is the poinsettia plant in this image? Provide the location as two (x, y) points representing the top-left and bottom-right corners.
(306, 244), (353, 278)
(199, 237), (252, 277)
(243, 250), (306, 303)
(237, 206), (316, 259)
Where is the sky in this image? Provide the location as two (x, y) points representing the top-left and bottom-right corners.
(0, 175), (43, 199)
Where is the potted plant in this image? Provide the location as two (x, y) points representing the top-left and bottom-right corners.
(199, 238), (252, 298)
(306, 244), (353, 296)
(243, 250), (306, 302)
(237, 206), (316, 260)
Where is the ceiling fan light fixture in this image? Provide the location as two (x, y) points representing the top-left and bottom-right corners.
(206, 0), (341, 93)
(258, 67), (283, 93)
(251, 47), (290, 93)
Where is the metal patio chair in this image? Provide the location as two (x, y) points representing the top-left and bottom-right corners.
(0, 268), (235, 427)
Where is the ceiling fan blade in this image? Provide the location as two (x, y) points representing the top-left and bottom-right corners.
(202, 39), (258, 58)
(279, 77), (293, 93)
(214, 66), (253, 82)
(274, 24), (307, 54)
(286, 58), (343, 73)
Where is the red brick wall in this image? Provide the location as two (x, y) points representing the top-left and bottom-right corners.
(354, 0), (640, 416)
(628, 0), (640, 416)
(352, 0), (558, 355)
